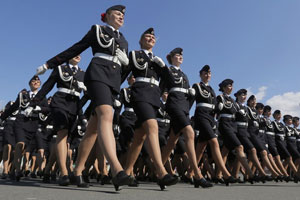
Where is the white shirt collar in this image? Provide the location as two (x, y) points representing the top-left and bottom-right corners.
(69, 64), (78, 70)
(171, 65), (181, 71)
(142, 49), (153, 58)
(107, 25), (118, 33)
(201, 81), (209, 86)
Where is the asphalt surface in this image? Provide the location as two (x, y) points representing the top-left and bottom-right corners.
(0, 178), (300, 200)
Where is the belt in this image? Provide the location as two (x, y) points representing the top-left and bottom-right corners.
(276, 133), (285, 137)
(157, 118), (170, 123)
(57, 88), (80, 97)
(258, 130), (265, 133)
(94, 52), (121, 66)
(124, 107), (134, 112)
(265, 131), (275, 136)
(196, 103), (215, 109)
(236, 122), (248, 127)
(135, 77), (159, 86)
(53, 135), (57, 138)
(296, 139), (300, 142)
(46, 125), (54, 130)
(7, 117), (16, 121)
(219, 114), (235, 119)
(287, 136), (296, 140)
(20, 111), (38, 118)
(169, 87), (188, 94)
(0, 127), (4, 130)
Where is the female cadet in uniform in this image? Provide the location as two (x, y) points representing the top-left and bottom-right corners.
(215, 79), (255, 183)
(122, 28), (178, 190)
(36, 5), (130, 190)
(272, 111), (300, 182)
(0, 76), (47, 181)
(190, 65), (235, 186)
(246, 95), (281, 180)
(283, 115), (300, 181)
(33, 55), (86, 186)
(160, 48), (213, 188)
(262, 107), (290, 179)
(234, 89), (271, 182)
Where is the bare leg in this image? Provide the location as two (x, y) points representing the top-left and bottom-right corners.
(56, 129), (69, 176)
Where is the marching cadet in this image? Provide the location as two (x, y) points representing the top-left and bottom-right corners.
(215, 79), (255, 183)
(234, 89), (269, 182)
(0, 75), (47, 181)
(262, 108), (290, 180)
(38, 5), (131, 190)
(292, 117), (300, 152)
(31, 55), (86, 186)
(246, 96), (280, 180)
(1, 101), (18, 179)
(160, 48), (213, 188)
(190, 65), (235, 186)
(283, 115), (300, 182)
(122, 28), (178, 190)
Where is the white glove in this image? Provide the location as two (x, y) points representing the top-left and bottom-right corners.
(36, 64), (48, 75)
(33, 106), (41, 112)
(153, 56), (165, 68)
(77, 81), (87, 91)
(115, 48), (129, 66)
(113, 124), (120, 133)
(114, 99), (121, 107)
(218, 103), (224, 111)
(24, 107), (34, 117)
(188, 88), (195, 96)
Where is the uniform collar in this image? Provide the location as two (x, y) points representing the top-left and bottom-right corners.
(107, 25), (119, 33)
(142, 49), (153, 58)
(201, 81), (209, 86)
(69, 64), (79, 71)
(171, 65), (181, 71)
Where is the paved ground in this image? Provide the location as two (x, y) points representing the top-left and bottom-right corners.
(0, 178), (300, 200)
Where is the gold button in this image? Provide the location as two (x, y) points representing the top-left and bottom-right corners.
(151, 85), (153, 87)
(150, 67), (153, 69)
(113, 66), (116, 69)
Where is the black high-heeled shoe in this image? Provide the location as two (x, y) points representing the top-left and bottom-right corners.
(194, 178), (213, 188)
(1, 173), (8, 180)
(157, 174), (178, 190)
(101, 175), (111, 185)
(112, 171), (130, 191)
(293, 175), (300, 183)
(181, 174), (194, 184)
(43, 174), (51, 183)
(76, 175), (89, 188)
(223, 176), (236, 186)
(58, 175), (70, 186)
(283, 175), (292, 182)
(128, 176), (139, 187)
(15, 171), (24, 182)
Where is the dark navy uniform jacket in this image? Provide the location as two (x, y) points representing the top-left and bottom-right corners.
(163, 66), (191, 114)
(122, 50), (168, 108)
(33, 64), (85, 115)
(1, 90), (48, 132)
(191, 82), (216, 123)
(46, 25), (128, 94)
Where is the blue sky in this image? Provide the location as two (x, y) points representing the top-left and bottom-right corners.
(0, 1), (300, 116)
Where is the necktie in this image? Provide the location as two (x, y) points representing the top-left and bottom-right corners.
(31, 93), (35, 99)
(71, 67), (77, 74)
(148, 52), (153, 60)
(114, 30), (119, 38)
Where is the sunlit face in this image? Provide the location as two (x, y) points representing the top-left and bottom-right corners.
(257, 108), (263, 115)
(140, 34), (156, 50)
(171, 53), (183, 67)
(273, 112), (280, 119)
(248, 98), (256, 108)
(237, 93), (247, 103)
(200, 71), (211, 83)
(106, 10), (124, 29)
(293, 120), (300, 127)
(223, 84), (233, 95)
(69, 55), (81, 65)
(30, 78), (40, 91)
(285, 118), (293, 125)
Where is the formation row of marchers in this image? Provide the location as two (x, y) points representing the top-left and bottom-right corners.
(1, 4), (300, 191)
